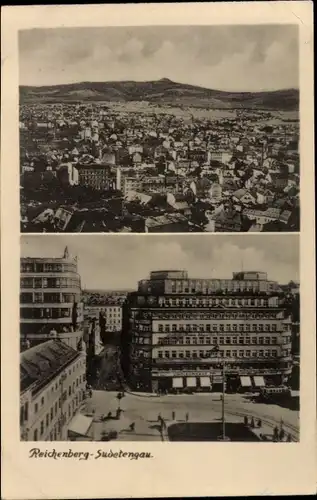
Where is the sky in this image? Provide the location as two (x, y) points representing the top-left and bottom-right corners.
(21, 235), (299, 290)
(19, 25), (299, 91)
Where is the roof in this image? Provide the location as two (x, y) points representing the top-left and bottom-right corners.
(145, 213), (188, 228)
(20, 340), (81, 394)
(233, 188), (250, 200)
(68, 414), (93, 437)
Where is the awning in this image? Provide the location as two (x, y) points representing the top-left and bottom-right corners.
(253, 376), (265, 387)
(200, 376), (211, 388)
(67, 414), (93, 437)
(186, 377), (197, 388)
(172, 377), (183, 388)
(240, 376), (252, 387)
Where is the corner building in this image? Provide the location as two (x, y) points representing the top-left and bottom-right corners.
(20, 247), (84, 350)
(122, 271), (293, 393)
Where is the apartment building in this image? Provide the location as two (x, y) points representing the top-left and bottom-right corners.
(20, 247), (84, 350)
(122, 270), (292, 393)
(20, 340), (88, 441)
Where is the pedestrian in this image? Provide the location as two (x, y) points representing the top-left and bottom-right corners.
(273, 425), (279, 442)
(185, 412), (189, 422)
(244, 416), (248, 426)
(250, 417), (255, 428)
(172, 411), (175, 420)
(129, 422), (135, 431)
(158, 413), (161, 422)
(257, 419), (262, 428)
(279, 427), (285, 441)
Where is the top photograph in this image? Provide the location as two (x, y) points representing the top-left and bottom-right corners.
(19, 25), (300, 233)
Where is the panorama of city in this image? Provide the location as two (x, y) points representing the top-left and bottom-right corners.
(20, 235), (300, 443)
(19, 26), (299, 233)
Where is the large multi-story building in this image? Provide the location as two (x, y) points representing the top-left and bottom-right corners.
(20, 339), (88, 441)
(122, 270), (293, 393)
(77, 164), (115, 191)
(20, 247), (84, 350)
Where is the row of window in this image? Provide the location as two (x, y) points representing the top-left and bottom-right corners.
(157, 297), (277, 307)
(146, 312), (282, 321)
(21, 262), (76, 273)
(21, 277), (80, 289)
(32, 391), (83, 441)
(155, 349), (288, 360)
(156, 323), (279, 333)
(153, 336), (286, 346)
(33, 372), (86, 413)
(21, 307), (73, 319)
(20, 292), (78, 304)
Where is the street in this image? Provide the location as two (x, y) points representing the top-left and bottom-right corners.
(81, 390), (299, 442)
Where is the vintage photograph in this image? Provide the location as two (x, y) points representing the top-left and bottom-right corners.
(20, 234), (300, 442)
(19, 25), (299, 233)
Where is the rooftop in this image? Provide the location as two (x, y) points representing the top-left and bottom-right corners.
(20, 339), (81, 394)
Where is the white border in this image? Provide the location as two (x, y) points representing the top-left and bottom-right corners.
(1, 3), (316, 499)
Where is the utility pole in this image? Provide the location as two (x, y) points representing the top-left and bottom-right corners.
(221, 360), (226, 440)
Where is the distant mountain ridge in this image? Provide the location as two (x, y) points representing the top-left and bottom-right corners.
(20, 78), (299, 110)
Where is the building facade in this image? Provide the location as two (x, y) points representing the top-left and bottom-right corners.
(20, 247), (84, 350)
(77, 164), (115, 190)
(122, 270), (293, 393)
(20, 340), (87, 441)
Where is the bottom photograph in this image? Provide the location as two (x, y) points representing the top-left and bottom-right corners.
(20, 234), (300, 443)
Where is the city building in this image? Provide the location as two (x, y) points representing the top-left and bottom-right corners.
(77, 164), (115, 191)
(20, 247), (84, 350)
(122, 270), (292, 393)
(20, 339), (88, 441)
(103, 304), (123, 332)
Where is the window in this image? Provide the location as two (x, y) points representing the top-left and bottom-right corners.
(199, 350), (204, 358)
(264, 337), (270, 344)
(246, 350), (251, 356)
(259, 337), (264, 345)
(165, 351), (170, 358)
(40, 421), (44, 435)
(165, 324), (170, 332)
(171, 351), (177, 358)
(185, 351), (190, 358)
(232, 324), (237, 331)
(246, 336), (250, 344)
(199, 337), (204, 344)
(179, 352), (184, 359)
(259, 350), (264, 357)
(271, 324), (277, 332)
(192, 337), (197, 345)
(251, 337), (257, 344)
(158, 324), (163, 332)
(206, 324), (211, 332)
(232, 337), (237, 344)
(33, 429), (38, 441)
(50, 408), (54, 421)
(226, 350), (231, 357)
(54, 402), (58, 415)
(206, 337), (211, 344)
(232, 351), (237, 357)
(46, 414), (49, 428)
(34, 403), (38, 413)
(239, 350), (244, 357)
(158, 351), (163, 358)
(185, 337), (190, 345)
(192, 352), (198, 358)
(239, 337), (244, 344)
(219, 337), (224, 345)
(271, 337), (277, 344)
(41, 396), (44, 406)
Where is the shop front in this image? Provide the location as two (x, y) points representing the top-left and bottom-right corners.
(152, 370), (213, 394)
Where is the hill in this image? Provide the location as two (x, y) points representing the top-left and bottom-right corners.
(19, 78), (299, 110)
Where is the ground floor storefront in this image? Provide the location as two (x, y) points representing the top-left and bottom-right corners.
(150, 371), (285, 394)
